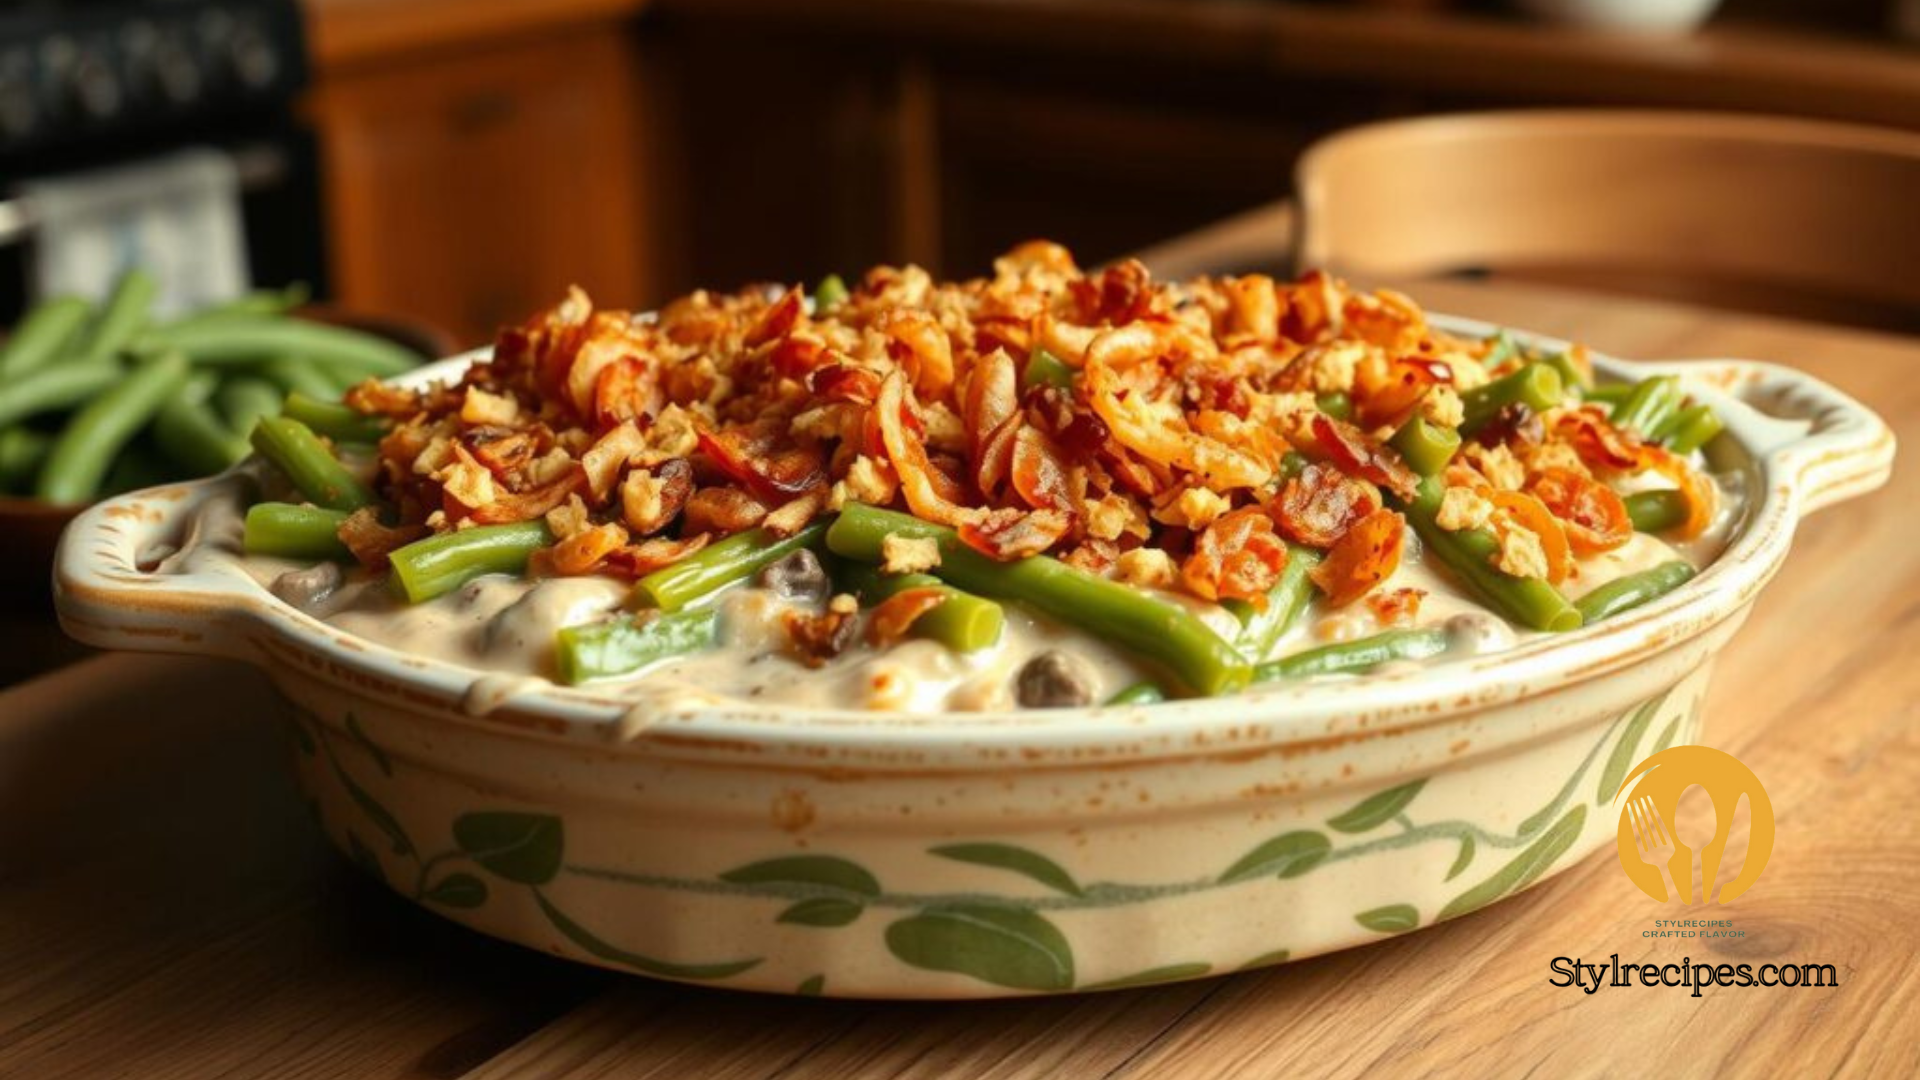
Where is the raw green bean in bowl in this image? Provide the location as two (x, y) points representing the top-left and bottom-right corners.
(53, 249), (1892, 998)
(0, 277), (445, 602)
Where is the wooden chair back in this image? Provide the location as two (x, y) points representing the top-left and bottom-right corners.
(1294, 111), (1920, 326)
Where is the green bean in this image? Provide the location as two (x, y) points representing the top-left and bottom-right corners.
(1023, 348), (1075, 392)
(206, 284), (310, 318)
(243, 502), (351, 561)
(388, 521), (553, 604)
(0, 428), (51, 492)
(140, 316), (419, 375)
(281, 391), (389, 443)
(1315, 391), (1353, 421)
(249, 416), (374, 511)
(0, 362), (122, 429)
(72, 268), (157, 368)
(0, 295), (91, 378)
(1400, 476), (1582, 632)
(1390, 415), (1462, 477)
(636, 523), (828, 611)
(839, 564), (1006, 652)
(1254, 628), (1449, 682)
(1460, 363), (1563, 434)
(1540, 350), (1591, 392)
(826, 504), (1250, 696)
(1481, 330), (1518, 369)
(34, 352), (191, 503)
(260, 357), (342, 401)
(1624, 489), (1688, 533)
(1610, 375), (1681, 439)
(812, 273), (849, 312)
(1104, 682), (1165, 706)
(1223, 543), (1321, 662)
(1575, 561), (1696, 624)
(1663, 404), (1724, 455)
(1582, 383), (1633, 406)
(556, 608), (720, 685)
(155, 373), (250, 476)
(218, 375), (285, 436)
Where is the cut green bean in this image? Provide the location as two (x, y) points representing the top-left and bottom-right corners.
(0, 295), (91, 378)
(281, 391), (390, 443)
(260, 357), (342, 401)
(635, 523), (828, 612)
(826, 504), (1250, 696)
(388, 521), (553, 604)
(1254, 628), (1449, 682)
(0, 362), (122, 429)
(244, 502), (351, 561)
(72, 268), (157, 368)
(1460, 363), (1563, 434)
(1624, 489), (1688, 533)
(1390, 415), (1462, 477)
(1582, 383), (1633, 406)
(35, 352), (191, 503)
(155, 373), (250, 476)
(249, 416), (374, 511)
(1610, 375), (1681, 439)
(1539, 350), (1591, 392)
(140, 316), (420, 376)
(1575, 561), (1696, 624)
(1104, 682), (1166, 706)
(1023, 348), (1075, 392)
(556, 608), (720, 685)
(812, 273), (849, 312)
(1400, 476), (1582, 632)
(1315, 391), (1353, 421)
(838, 564), (1005, 652)
(0, 428), (51, 492)
(218, 375), (285, 436)
(1223, 543), (1321, 662)
(1663, 404), (1724, 454)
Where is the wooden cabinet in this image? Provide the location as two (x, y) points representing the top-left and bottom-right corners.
(305, 15), (654, 347)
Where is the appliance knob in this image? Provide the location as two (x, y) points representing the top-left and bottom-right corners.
(227, 21), (280, 91)
(66, 43), (123, 121)
(0, 50), (35, 141)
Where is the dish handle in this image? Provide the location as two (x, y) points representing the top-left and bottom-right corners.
(1638, 357), (1895, 517)
(52, 475), (266, 662)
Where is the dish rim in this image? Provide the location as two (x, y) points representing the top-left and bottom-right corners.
(53, 314), (1894, 758)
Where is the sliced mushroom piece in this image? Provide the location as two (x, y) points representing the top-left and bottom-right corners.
(271, 562), (344, 610)
(1015, 649), (1094, 709)
(756, 548), (830, 605)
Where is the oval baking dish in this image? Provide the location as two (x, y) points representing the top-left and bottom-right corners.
(52, 317), (1893, 998)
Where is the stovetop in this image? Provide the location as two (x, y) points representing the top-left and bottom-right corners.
(1, 0), (307, 164)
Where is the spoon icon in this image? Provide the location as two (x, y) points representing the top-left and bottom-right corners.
(1674, 783), (1717, 904)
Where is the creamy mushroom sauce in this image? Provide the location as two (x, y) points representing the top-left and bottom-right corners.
(167, 468), (1742, 715)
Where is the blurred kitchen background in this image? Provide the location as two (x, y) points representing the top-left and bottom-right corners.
(4, 0), (1918, 348)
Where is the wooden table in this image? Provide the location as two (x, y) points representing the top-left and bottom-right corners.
(2, 279), (1915, 1078)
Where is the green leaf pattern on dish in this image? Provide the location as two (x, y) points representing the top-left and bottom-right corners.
(300, 688), (1685, 991)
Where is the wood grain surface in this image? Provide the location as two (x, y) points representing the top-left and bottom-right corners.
(1, 280), (1914, 1079)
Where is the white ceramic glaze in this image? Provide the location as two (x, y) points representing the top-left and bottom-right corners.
(52, 318), (1893, 998)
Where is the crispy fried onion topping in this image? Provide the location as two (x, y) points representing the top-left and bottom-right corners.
(340, 245), (1715, 611)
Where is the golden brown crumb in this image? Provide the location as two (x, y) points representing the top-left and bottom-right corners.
(880, 534), (941, 574)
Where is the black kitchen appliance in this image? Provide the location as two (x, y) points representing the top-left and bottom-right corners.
(0, 0), (322, 322)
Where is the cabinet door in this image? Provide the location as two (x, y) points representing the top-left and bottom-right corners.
(308, 27), (649, 347)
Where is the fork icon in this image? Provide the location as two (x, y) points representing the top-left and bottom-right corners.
(1627, 796), (1680, 902)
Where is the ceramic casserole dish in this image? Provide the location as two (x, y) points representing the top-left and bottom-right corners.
(52, 318), (1893, 998)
